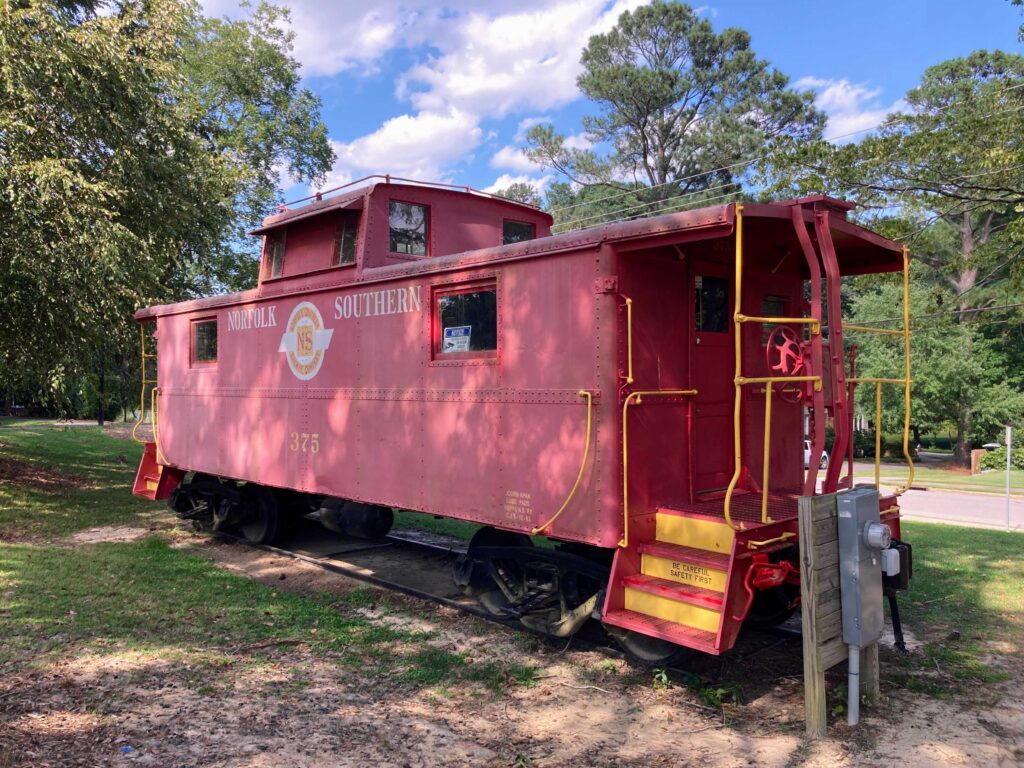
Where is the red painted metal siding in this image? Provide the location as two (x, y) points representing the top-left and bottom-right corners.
(142, 192), (904, 551)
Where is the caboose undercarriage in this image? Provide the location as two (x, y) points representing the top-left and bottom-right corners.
(131, 179), (914, 665)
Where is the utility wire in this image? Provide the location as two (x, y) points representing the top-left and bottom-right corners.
(545, 78), (1024, 226)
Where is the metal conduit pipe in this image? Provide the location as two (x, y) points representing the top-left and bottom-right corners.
(848, 645), (861, 726)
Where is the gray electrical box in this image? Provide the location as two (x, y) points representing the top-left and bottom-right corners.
(837, 487), (889, 647)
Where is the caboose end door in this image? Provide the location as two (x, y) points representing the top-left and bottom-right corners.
(690, 261), (734, 495)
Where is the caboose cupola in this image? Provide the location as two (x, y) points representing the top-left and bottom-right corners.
(250, 176), (552, 287)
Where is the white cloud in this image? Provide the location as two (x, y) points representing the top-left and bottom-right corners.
(483, 173), (555, 197)
(402, 0), (646, 118)
(796, 76), (906, 143)
(563, 132), (594, 151)
(298, 1), (649, 191)
(514, 116), (550, 141)
(490, 145), (540, 173)
(317, 109), (482, 190)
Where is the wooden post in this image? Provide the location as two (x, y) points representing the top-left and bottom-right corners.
(861, 643), (880, 703)
(799, 494), (846, 738)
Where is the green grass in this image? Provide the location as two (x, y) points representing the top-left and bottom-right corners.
(879, 465), (1024, 496)
(0, 419), (536, 695)
(0, 419), (152, 538)
(888, 521), (1023, 696)
(392, 509), (479, 540)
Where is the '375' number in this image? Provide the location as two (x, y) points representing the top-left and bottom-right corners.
(289, 432), (319, 453)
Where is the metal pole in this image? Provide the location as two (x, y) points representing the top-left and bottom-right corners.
(1007, 425), (1013, 533)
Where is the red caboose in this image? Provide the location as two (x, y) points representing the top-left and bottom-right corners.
(132, 176), (913, 664)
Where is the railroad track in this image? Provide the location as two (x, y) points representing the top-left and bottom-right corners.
(219, 521), (801, 666)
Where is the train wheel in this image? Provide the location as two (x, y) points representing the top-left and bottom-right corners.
(743, 584), (799, 630)
(458, 527), (533, 617)
(607, 628), (695, 667)
(237, 486), (281, 545)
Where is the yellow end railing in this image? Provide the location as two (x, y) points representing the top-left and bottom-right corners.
(723, 205), (823, 530)
(131, 323), (158, 444)
(844, 247), (914, 496)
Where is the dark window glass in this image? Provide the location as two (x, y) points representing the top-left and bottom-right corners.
(503, 219), (535, 245)
(695, 276), (729, 333)
(389, 201), (429, 256)
(334, 211), (360, 266)
(437, 287), (497, 354)
(192, 319), (217, 363)
(267, 234), (285, 278)
(762, 295), (788, 343)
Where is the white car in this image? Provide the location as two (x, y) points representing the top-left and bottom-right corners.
(804, 440), (829, 470)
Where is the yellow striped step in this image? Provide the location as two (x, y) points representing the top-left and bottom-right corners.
(622, 575), (723, 634)
(655, 508), (734, 553)
(637, 542), (730, 593)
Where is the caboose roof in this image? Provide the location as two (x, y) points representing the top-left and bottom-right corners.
(249, 177), (550, 236)
(137, 198), (903, 320)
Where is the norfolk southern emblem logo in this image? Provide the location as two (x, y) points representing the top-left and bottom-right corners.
(279, 302), (333, 381)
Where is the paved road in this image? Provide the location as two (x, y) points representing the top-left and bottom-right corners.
(813, 460), (1023, 531)
(892, 488), (1023, 531)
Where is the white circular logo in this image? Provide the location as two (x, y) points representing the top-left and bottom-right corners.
(278, 301), (333, 381)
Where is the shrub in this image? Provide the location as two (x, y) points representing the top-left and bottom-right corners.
(979, 447), (1024, 471)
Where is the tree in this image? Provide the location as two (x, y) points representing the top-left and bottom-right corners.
(765, 50), (1024, 463)
(525, 0), (822, 217)
(769, 50), (1024, 260)
(848, 259), (1024, 461)
(0, 0), (332, 414)
(492, 182), (542, 208)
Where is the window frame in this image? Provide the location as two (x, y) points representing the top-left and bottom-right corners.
(190, 316), (218, 368)
(331, 210), (360, 268)
(694, 274), (730, 335)
(388, 199), (431, 258)
(430, 278), (499, 365)
(502, 218), (536, 245)
(263, 231), (286, 280)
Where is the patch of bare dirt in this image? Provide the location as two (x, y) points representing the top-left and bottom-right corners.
(3, 536), (1022, 767)
(69, 526), (151, 545)
(0, 453), (91, 493)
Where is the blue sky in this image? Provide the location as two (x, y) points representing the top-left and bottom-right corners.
(204, 0), (1022, 202)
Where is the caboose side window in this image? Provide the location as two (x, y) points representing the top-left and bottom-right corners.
(191, 318), (218, 365)
(389, 201), (429, 256)
(434, 282), (498, 360)
(502, 219), (535, 245)
(695, 275), (729, 333)
(266, 233), (286, 279)
(762, 295), (788, 343)
(333, 210), (360, 266)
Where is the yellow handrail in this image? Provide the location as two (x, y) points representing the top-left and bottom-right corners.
(761, 383), (773, 523)
(723, 204), (746, 531)
(619, 389), (698, 547)
(845, 247), (914, 496)
(747, 531), (796, 549)
(876, 382), (882, 489)
(844, 324), (904, 336)
(151, 386), (165, 465)
(900, 246), (915, 495)
(532, 390), (594, 536)
(131, 324), (157, 444)
(736, 314), (821, 335)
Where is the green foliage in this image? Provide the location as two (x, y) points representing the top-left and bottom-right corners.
(526, 1), (822, 220)
(492, 182), (542, 208)
(848, 269), (1024, 457)
(651, 667), (670, 690)
(979, 447), (1024, 471)
(0, 0), (333, 406)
